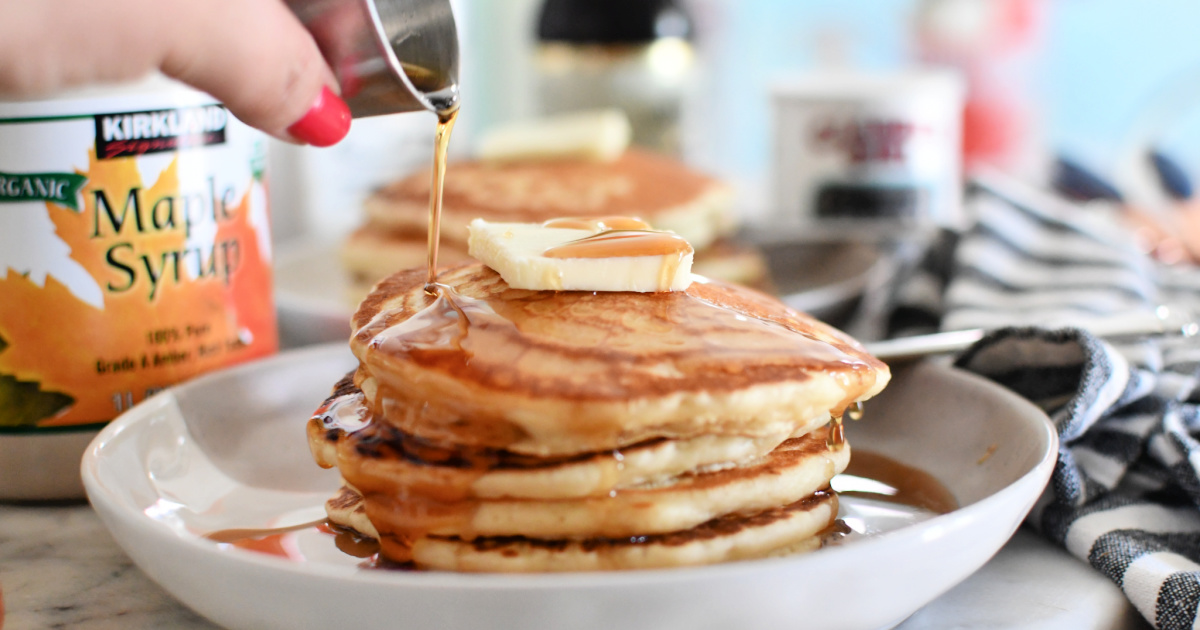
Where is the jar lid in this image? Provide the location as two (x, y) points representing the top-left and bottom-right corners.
(536, 0), (691, 44)
(0, 73), (214, 119)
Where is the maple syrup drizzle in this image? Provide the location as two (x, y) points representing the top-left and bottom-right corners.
(355, 284), (873, 411)
(204, 519), (328, 561)
(204, 519), (329, 544)
(311, 391), (369, 434)
(826, 413), (846, 451)
(543, 229), (693, 292)
(426, 107), (459, 290)
(543, 216), (653, 231)
(365, 283), (485, 357)
(271, 451), (951, 567)
(331, 524), (384, 558)
(205, 519), (382, 561)
(543, 229), (692, 259)
(825, 401), (865, 451)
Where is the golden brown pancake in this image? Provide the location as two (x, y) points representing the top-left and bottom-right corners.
(362, 149), (735, 250)
(329, 485), (838, 572)
(310, 262), (889, 571)
(350, 263), (888, 457)
(309, 386), (793, 500)
(327, 423), (845, 542)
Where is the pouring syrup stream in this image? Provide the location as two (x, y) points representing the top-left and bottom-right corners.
(426, 106), (460, 290)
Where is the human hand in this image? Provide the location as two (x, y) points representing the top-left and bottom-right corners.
(0, 0), (351, 146)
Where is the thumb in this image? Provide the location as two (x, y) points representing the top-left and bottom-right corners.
(160, 0), (351, 146)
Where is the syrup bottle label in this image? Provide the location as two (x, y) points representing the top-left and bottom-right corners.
(0, 94), (278, 431)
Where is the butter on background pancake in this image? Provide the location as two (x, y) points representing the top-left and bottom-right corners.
(350, 263), (888, 457)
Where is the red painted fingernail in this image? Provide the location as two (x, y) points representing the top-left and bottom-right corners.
(287, 86), (351, 147)
(337, 54), (363, 100)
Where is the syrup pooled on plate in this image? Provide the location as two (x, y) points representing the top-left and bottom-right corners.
(836, 450), (958, 515)
(826, 401), (954, 517)
(204, 448), (954, 567)
(205, 520), (382, 562)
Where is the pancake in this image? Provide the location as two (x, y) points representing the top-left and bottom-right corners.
(311, 260), (889, 571)
(309, 385), (792, 500)
(331, 486), (837, 573)
(340, 149), (762, 306)
(362, 149), (735, 251)
(326, 483), (380, 540)
(350, 263), (888, 457)
(331, 424), (845, 543)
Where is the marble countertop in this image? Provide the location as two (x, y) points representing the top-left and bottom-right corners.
(0, 502), (1152, 630)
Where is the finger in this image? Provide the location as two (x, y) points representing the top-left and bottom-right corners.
(0, 0), (351, 146)
(157, 0), (351, 145)
(0, 1), (170, 94)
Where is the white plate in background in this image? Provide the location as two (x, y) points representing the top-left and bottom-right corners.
(273, 244), (356, 347)
(82, 345), (1055, 630)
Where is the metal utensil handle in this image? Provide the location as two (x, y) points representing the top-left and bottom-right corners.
(865, 305), (1199, 361)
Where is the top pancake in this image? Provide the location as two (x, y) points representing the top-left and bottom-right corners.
(350, 263), (889, 456)
(362, 149), (734, 249)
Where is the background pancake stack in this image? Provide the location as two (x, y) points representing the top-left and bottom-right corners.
(341, 149), (770, 301)
(307, 263), (889, 572)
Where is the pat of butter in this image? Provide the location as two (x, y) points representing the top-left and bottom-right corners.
(468, 219), (694, 292)
(477, 109), (632, 163)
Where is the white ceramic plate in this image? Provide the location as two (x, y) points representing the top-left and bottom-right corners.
(83, 346), (1056, 630)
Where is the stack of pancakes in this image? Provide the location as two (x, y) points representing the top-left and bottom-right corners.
(341, 149), (768, 301)
(307, 263), (889, 572)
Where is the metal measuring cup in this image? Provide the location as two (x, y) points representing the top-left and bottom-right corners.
(286, 0), (460, 117)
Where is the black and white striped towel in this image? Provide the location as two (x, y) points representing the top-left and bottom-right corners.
(889, 170), (1200, 629)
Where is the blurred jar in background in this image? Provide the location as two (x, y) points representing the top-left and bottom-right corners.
(772, 70), (966, 232)
(915, 0), (1046, 174)
(535, 0), (695, 155)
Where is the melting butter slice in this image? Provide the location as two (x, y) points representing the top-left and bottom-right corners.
(467, 218), (694, 292)
(477, 109), (632, 163)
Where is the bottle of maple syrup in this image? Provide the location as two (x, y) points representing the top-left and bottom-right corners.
(0, 75), (278, 499)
